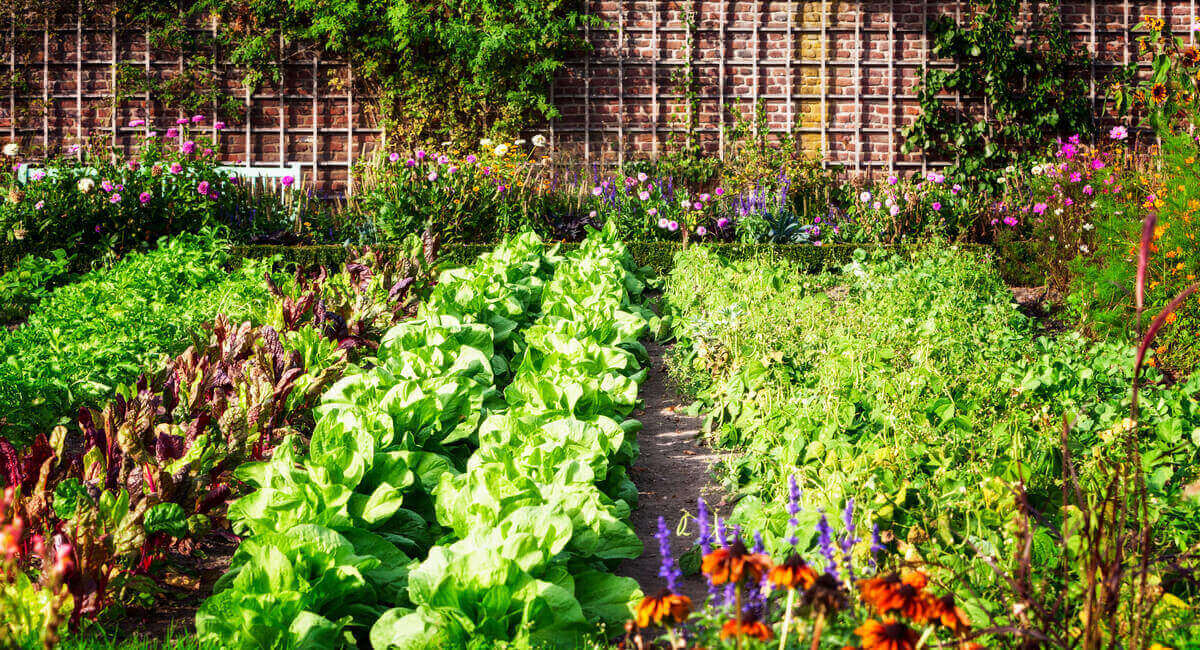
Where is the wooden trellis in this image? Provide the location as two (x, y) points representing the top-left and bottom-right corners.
(0, 1), (1188, 190)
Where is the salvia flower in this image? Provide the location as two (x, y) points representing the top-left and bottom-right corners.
(697, 497), (713, 554)
(787, 475), (802, 546)
(655, 516), (682, 592)
(817, 511), (838, 579)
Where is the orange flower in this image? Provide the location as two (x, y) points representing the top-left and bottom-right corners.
(1152, 83), (1169, 103)
(858, 571), (936, 622)
(933, 594), (971, 633)
(855, 618), (919, 650)
(635, 589), (692, 628)
(701, 539), (772, 585)
(768, 553), (817, 590)
(720, 613), (774, 641)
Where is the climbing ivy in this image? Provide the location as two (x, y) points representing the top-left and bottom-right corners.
(901, 0), (1095, 182)
(15, 0), (597, 144)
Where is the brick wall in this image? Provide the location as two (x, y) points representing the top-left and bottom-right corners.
(0, 1), (1191, 192)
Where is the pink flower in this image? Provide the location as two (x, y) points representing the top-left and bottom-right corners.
(281, 175), (295, 187)
(693, 201), (703, 210)
(203, 148), (214, 157)
(951, 184), (961, 194)
(169, 162), (183, 174)
(1109, 125), (1128, 140)
(139, 191), (151, 204)
(447, 166), (458, 175)
(1003, 215), (1019, 226)
(191, 115), (205, 123)
(638, 191), (651, 201)
(101, 179), (114, 192)
(696, 226), (708, 236)
(887, 175), (898, 185)
(1032, 202), (1047, 215)
(931, 202), (941, 211)
(109, 193), (121, 203)
(699, 193), (711, 202)
(415, 149), (426, 160)
(175, 117), (189, 125)
(714, 187), (724, 196)
(181, 140), (196, 154)
(667, 220), (679, 232)
(1069, 171), (1081, 183)
(637, 172), (648, 183)
(405, 158), (416, 167)
(165, 128), (179, 138)
(648, 208), (658, 216)
(427, 171), (438, 181)
(889, 204), (900, 216)
(1083, 184), (1094, 195)
(214, 121), (226, 130)
(128, 119), (145, 127)
(465, 154), (477, 164)
(591, 186), (603, 197)
(34, 200), (43, 209)
(657, 217), (669, 229)
(197, 181), (210, 195)
(1090, 158), (1105, 170)
(716, 217), (731, 229)
(127, 160), (139, 171)
(389, 152), (400, 163)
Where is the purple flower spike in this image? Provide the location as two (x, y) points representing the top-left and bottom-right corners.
(698, 498), (713, 554)
(817, 511), (839, 581)
(656, 516), (682, 592)
(752, 530), (765, 555)
(787, 475), (802, 546)
(870, 522), (883, 570)
(717, 517), (729, 547)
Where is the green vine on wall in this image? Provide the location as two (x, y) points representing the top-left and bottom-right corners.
(10, 0), (599, 146)
(901, 0), (1096, 182)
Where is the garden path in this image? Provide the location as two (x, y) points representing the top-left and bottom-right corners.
(618, 342), (727, 602)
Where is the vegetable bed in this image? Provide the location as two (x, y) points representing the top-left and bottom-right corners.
(198, 224), (657, 647)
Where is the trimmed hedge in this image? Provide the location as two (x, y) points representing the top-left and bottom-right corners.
(230, 240), (1044, 285)
(0, 240), (1044, 285)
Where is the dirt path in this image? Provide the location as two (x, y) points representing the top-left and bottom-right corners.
(619, 342), (727, 602)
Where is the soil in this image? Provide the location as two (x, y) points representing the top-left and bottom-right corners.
(1010, 285), (1069, 333)
(617, 342), (728, 603)
(114, 533), (237, 639)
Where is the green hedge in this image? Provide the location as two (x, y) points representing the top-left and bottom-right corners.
(1, 239), (1044, 285)
(230, 241), (1044, 285)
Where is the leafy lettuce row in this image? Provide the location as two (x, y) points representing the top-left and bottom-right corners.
(371, 224), (658, 648)
(198, 226), (658, 648)
(197, 233), (564, 647)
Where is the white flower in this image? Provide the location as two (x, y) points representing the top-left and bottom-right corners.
(513, 139), (527, 146)
(859, 191), (871, 203)
(1082, 222), (1094, 231)
(1004, 165), (1015, 173)
(1054, 208), (1063, 215)
(1079, 245), (1089, 253)
(997, 177), (1007, 184)
(2, 142), (18, 157)
(493, 144), (509, 157)
(77, 177), (95, 193)
(480, 138), (494, 147)
(440, 141), (452, 147)
(531, 134), (548, 148)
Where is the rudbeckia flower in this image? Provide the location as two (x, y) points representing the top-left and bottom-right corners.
(854, 618), (918, 650)
(635, 589), (691, 628)
(858, 571), (936, 623)
(720, 613), (773, 641)
(932, 594), (970, 633)
(702, 539), (772, 585)
(768, 553), (817, 590)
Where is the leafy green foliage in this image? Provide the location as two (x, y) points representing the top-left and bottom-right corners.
(664, 245), (1200, 629)
(0, 231), (275, 443)
(901, 0), (1095, 183)
(0, 250), (72, 323)
(200, 226), (652, 648)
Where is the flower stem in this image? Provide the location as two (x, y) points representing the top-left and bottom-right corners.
(778, 588), (796, 650)
(808, 607), (826, 650)
(735, 584), (744, 650)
